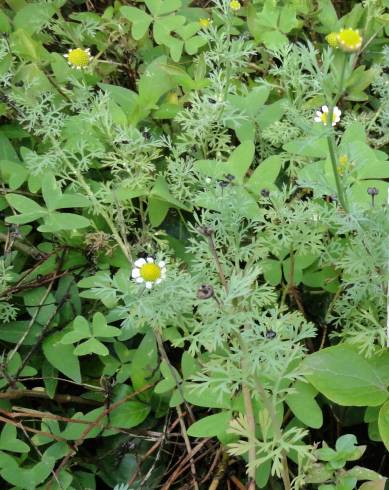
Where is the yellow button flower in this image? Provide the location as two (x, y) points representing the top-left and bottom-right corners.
(229, 0), (241, 11)
(199, 18), (211, 28)
(325, 32), (339, 48)
(64, 48), (92, 69)
(132, 257), (167, 289)
(336, 28), (362, 53)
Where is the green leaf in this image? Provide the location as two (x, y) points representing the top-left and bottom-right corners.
(184, 383), (232, 409)
(109, 401), (151, 429)
(130, 331), (159, 397)
(148, 197), (170, 226)
(6, 193), (45, 214)
(92, 312), (121, 338)
(0, 425), (30, 453)
(14, 3), (57, 34)
(378, 400), (389, 451)
(120, 6), (152, 40)
(286, 381), (323, 428)
(43, 332), (81, 383)
(187, 411), (232, 437)
(246, 155), (282, 193)
(145, 0), (181, 16)
(61, 316), (90, 344)
(227, 141), (255, 183)
(74, 338), (109, 356)
(302, 345), (388, 407)
(262, 259), (282, 285)
(39, 212), (90, 232)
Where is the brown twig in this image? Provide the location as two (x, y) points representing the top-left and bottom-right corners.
(229, 475), (246, 490)
(0, 390), (101, 405)
(207, 450), (228, 489)
(0, 415), (69, 443)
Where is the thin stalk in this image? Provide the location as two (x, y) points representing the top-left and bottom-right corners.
(238, 333), (291, 490)
(326, 131), (348, 211)
(55, 148), (132, 261)
(325, 53), (348, 211)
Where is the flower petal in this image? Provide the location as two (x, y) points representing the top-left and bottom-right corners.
(135, 277), (144, 283)
(316, 111), (322, 117)
(314, 117), (322, 122)
(158, 261), (166, 268)
(155, 278), (162, 284)
(322, 105), (329, 112)
(145, 282), (153, 289)
(146, 257), (154, 263)
(134, 258), (146, 267)
(131, 268), (140, 278)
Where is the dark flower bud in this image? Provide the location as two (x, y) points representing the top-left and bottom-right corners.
(198, 226), (214, 237)
(197, 284), (214, 300)
(225, 174), (235, 181)
(218, 180), (229, 188)
(367, 187), (379, 196)
(260, 188), (270, 197)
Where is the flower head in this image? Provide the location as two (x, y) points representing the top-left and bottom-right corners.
(337, 154), (354, 176)
(64, 48), (91, 69)
(199, 17), (211, 28)
(229, 0), (241, 11)
(132, 257), (166, 289)
(325, 32), (339, 48)
(336, 28), (362, 53)
(314, 105), (341, 127)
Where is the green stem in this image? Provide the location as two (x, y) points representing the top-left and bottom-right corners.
(326, 131), (348, 211)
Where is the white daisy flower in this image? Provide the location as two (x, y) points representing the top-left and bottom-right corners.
(314, 105), (341, 126)
(63, 48), (92, 69)
(131, 257), (167, 289)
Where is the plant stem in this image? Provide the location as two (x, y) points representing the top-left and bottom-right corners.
(326, 132), (348, 211)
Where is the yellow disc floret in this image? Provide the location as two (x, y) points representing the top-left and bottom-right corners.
(66, 48), (91, 68)
(326, 32), (339, 48)
(199, 18), (211, 28)
(229, 0), (241, 11)
(336, 28), (362, 53)
(140, 263), (161, 282)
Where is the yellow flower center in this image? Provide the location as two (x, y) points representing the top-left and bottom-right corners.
(336, 29), (362, 53)
(199, 18), (211, 28)
(337, 154), (353, 176)
(320, 111), (337, 125)
(67, 48), (91, 67)
(229, 0), (241, 11)
(140, 263), (161, 282)
(326, 32), (338, 48)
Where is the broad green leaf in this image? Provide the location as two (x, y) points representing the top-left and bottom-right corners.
(378, 400), (389, 451)
(120, 6), (152, 40)
(14, 3), (57, 34)
(39, 212), (90, 232)
(0, 425), (30, 453)
(109, 401), (151, 429)
(61, 316), (90, 344)
(246, 155), (282, 193)
(148, 197), (170, 226)
(6, 193), (45, 214)
(302, 345), (388, 407)
(187, 411), (232, 437)
(92, 316), (121, 338)
(228, 141), (255, 183)
(145, 0), (181, 16)
(74, 337), (109, 356)
(43, 332), (81, 383)
(130, 331), (159, 397)
(262, 259), (282, 285)
(286, 381), (323, 428)
(183, 383), (232, 409)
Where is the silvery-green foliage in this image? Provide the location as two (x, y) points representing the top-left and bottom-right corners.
(325, 207), (389, 355)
